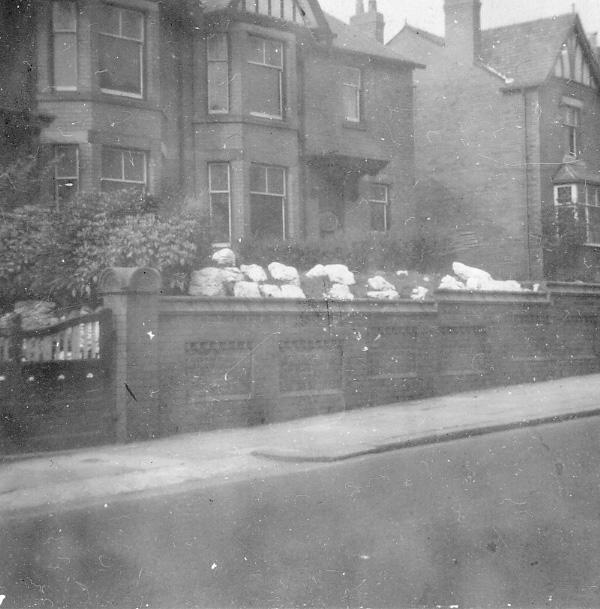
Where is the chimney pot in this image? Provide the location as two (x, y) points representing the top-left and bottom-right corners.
(355, 0), (364, 15)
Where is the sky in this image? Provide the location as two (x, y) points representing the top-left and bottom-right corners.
(318, 0), (600, 42)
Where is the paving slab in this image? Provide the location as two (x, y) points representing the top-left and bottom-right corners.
(2, 375), (600, 516)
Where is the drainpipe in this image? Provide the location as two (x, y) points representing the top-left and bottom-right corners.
(522, 89), (532, 279)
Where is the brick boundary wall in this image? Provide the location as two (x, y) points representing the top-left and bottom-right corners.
(96, 268), (600, 442)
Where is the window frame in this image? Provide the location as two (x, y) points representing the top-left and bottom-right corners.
(342, 66), (362, 123)
(249, 163), (287, 239)
(100, 146), (148, 191)
(52, 1), (78, 91)
(208, 162), (232, 245)
(97, 4), (145, 99)
(53, 144), (79, 205)
(563, 106), (580, 158)
(247, 35), (284, 120)
(368, 184), (390, 232)
(207, 33), (230, 114)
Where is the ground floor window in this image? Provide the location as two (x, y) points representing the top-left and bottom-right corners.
(250, 164), (286, 238)
(54, 144), (79, 204)
(101, 147), (147, 192)
(208, 162), (231, 244)
(554, 182), (600, 245)
(368, 184), (390, 232)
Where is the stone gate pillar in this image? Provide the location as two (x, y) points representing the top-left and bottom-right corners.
(98, 267), (161, 442)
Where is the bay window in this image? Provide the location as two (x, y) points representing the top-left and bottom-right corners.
(52, 1), (78, 90)
(207, 34), (229, 114)
(247, 36), (283, 119)
(98, 5), (145, 97)
(250, 164), (286, 238)
(54, 145), (79, 203)
(208, 163), (232, 244)
(101, 147), (147, 192)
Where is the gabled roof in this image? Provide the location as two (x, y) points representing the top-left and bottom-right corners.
(389, 12), (600, 88)
(324, 13), (423, 67)
(553, 159), (600, 185)
(480, 14), (576, 87)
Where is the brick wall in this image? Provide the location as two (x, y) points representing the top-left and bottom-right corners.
(98, 268), (600, 441)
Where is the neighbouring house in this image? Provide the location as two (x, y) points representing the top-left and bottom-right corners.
(388, 0), (600, 280)
(2, 0), (421, 245)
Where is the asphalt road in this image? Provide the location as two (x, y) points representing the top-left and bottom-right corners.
(3, 415), (600, 608)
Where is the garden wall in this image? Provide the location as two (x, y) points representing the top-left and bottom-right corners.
(98, 269), (600, 441)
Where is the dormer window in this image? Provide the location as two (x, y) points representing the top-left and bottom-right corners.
(239, 0), (314, 25)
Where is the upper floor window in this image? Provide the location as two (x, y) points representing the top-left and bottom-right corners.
(368, 184), (389, 232)
(564, 105), (580, 157)
(207, 34), (229, 114)
(52, 1), (78, 90)
(247, 36), (283, 119)
(250, 164), (286, 238)
(54, 144), (79, 204)
(98, 5), (144, 98)
(342, 67), (361, 123)
(241, 0), (305, 24)
(208, 162), (232, 244)
(101, 147), (147, 192)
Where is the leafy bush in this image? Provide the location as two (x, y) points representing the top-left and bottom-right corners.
(0, 190), (212, 307)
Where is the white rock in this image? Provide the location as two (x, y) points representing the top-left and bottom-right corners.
(240, 264), (268, 283)
(367, 290), (399, 300)
(396, 270), (409, 277)
(233, 281), (261, 298)
(324, 264), (355, 286)
(439, 275), (466, 290)
(189, 268), (228, 297)
(211, 248), (236, 266)
(411, 286), (429, 301)
(480, 279), (523, 292)
(221, 267), (245, 283)
(280, 285), (306, 299)
(533, 283), (540, 293)
(452, 262), (492, 283)
(367, 275), (396, 292)
(268, 262), (300, 285)
(305, 264), (328, 279)
(259, 284), (282, 298)
(326, 283), (355, 301)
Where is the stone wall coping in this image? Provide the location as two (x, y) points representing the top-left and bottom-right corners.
(434, 290), (550, 305)
(546, 282), (600, 296)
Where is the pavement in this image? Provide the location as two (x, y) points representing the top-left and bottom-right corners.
(2, 374), (600, 517)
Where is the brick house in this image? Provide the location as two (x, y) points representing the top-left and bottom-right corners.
(388, 0), (600, 280)
(1, 0), (420, 245)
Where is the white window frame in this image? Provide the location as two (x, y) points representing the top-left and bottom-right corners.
(208, 162), (232, 246)
(98, 5), (145, 99)
(242, 0), (301, 23)
(247, 35), (284, 120)
(342, 67), (361, 123)
(249, 164), (287, 238)
(53, 144), (79, 205)
(563, 106), (580, 158)
(368, 184), (390, 232)
(207, 33), (229, 114)
(101, 147), (147, 190)
(52, 1), (78, 91)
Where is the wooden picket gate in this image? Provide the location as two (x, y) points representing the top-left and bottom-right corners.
(0, 308), (116, 454)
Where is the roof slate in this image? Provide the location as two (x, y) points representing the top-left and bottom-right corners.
(480, 14), (576, 86)
(324, 13), (422, 66)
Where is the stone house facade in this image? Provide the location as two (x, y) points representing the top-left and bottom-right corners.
(388, 0), (600, 280)
(1, 0), (420, 246)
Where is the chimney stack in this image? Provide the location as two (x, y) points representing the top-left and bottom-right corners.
(350, 0), (385, 44)
(444, 0), (482, 64)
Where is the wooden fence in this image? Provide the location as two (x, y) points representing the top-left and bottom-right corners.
(0, 309), (115, 454)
